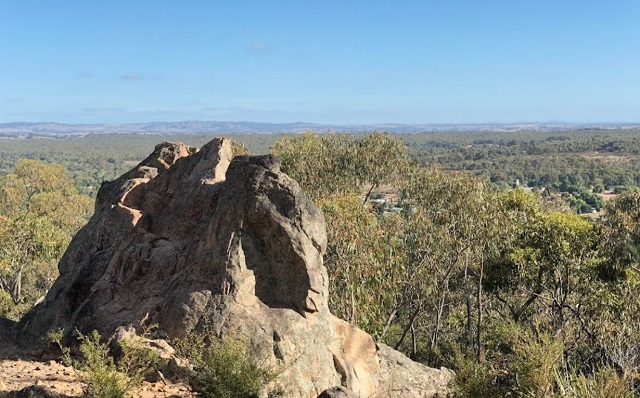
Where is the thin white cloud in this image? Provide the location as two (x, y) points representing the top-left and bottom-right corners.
(81, 107), (127, 113)
(248, 40), (275, 54)
(3, 98), (25, 104)
(120, 73), (148, 81)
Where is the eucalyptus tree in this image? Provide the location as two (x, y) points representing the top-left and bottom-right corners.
(483, 189), (603, 368)
(271, 132), (410, 202)
(592, 190), (640, 374)
(396, 166), (505, 361)
(600, 190), (640, 277)
(0, 159), (93, 318)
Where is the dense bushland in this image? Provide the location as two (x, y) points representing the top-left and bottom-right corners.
(3, 131), (640, 396)
(274, 132), (640, 397)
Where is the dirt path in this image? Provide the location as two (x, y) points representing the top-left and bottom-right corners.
(0, 358), (195, 397)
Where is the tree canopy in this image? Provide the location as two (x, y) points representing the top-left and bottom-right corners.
(0, 160), (93, 319)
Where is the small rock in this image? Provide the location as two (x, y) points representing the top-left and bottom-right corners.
(166, 356), (196, 380)
(10, 385), (70, 398)
(145, 370), (167, 384)
(317, 386), (357, 398)
(156, 329), (169, 339)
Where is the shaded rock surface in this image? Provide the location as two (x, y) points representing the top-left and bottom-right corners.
(317, 386), (356, 398)
(16, 138), (451, 397)
(1, 385), (72, 398)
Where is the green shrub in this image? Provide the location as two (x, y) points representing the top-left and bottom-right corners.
(452, 320), (640, 397)
(0, 289), (12, 316)
(173, 329), (283, 398)
(54, 329), (163, 398)
(74, 330), (128, 398)
(510, 331), (563, 397)
(453, 323), (564, 398)
(453, 349), (508, 398)
(552, 367), (635, 398)
(115, 332), (165, 389)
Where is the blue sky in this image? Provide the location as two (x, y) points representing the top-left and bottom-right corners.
(1, 1), (639, 124)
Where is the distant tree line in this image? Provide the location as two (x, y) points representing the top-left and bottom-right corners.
(402, 128), (640, 193)
(3, 129), (640, 214)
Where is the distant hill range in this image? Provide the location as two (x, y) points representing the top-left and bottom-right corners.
(1, 121), (639, 136)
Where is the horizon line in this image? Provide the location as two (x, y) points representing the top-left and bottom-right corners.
(2, 120), (640, 126)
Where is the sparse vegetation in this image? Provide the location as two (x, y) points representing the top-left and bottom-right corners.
(172, 327), (284, 398)
(49, 329), (164, 398)
(74, 331), (128, 398)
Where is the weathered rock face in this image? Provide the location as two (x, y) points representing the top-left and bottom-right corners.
(17, 138), (451, 397)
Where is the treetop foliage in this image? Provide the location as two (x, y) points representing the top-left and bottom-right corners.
(272, 132), (410, 201)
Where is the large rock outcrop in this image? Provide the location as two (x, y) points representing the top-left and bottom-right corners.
(17, 138), (451, 397)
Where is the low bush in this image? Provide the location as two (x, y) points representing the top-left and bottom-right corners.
(453, 323), (563, 397)
(173, 328), (283, 398)
(552, 367), (634, 398)
(49, 329), (163, 398)
(72, 330), (128, 398)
